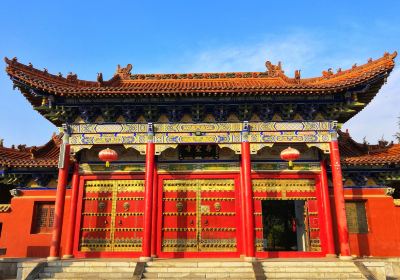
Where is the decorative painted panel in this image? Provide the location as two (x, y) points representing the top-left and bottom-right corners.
(69, 131), (332, 146)
(78, 162), (320, 174)
(67, 121), (336, 151)
(68, 121), (335, 134)
(79, 180), (144, 252)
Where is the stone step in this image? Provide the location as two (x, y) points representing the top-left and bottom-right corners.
(262, 267), (360, 272)
(145, 266), (254, 273)
(142, 272), (255, 278)
(261, 262), (358, 267)
(146, 261), (252, 267)
(38, 279), (133, 280)
(263, 279), (364, 280)
(39, 272), (135, 279)
(143, 272), (204, 278)
(42, 279), (254, 280)
(263, 272), (365, 279)
(46, 261), (136, 267)
(43, 266), (136, 273)
(142, 279), (255, 280)
(38, 278), (134, 280)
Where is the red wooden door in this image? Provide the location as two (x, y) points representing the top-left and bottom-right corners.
(78, 180), (144, 255)
(160, 178), (239, 256)
(305, 199), (322, 252)
(199, 180), (237, 252)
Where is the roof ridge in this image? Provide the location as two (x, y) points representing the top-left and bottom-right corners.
(5, 51), (396, 84)
(30, 133), (62, 159)
(4, 57), (100, 88)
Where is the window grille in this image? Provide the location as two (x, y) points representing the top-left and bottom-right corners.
(345, 201), (368, 234)
(32, 202), (55, 234)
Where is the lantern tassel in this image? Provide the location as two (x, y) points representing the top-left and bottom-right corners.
(106, 161), (110, 168)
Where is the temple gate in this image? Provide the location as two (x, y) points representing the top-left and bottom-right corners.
(4, 53), (396, 259)
(65, 121), (335, 258)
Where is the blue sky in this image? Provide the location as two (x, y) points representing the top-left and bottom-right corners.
(0, 1), (399, 146)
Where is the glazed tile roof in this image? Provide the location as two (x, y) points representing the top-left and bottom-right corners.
(4, 52), (396, 98)
(339, 130), (400, 166)
(343, 145), (400, 166)
(0, 134), (61, 168)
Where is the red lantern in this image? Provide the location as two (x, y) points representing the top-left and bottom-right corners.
(98, 148), (118, 167)
(280, 146), (300, 169)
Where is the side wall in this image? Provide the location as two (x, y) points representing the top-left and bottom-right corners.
(1, 184), (399, 257)
(331, 188), (400, 257)
(0, 189), (71, 258)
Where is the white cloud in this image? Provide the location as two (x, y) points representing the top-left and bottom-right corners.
(173, 32), (399, 144)
(2, 30), (397, 146)
(174, 32), (325, 76)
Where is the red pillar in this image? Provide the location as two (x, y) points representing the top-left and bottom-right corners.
(239, 157), (247, 255)
(151, 163), (158, 257)
(63, 163), (80, 258)
(141, 141), (155, 259)
(320, 160), (336, 256)
(329, 140), (351, 258)
(48, 144), (71, 260)
(241, 141), (255, 258)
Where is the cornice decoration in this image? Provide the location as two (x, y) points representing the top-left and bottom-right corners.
(66, 121), (336, 150)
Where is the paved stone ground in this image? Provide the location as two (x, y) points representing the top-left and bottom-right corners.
(2, 257), (399, 280)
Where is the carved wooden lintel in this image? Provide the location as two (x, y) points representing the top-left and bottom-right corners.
(250, 143), (274, 154)
(156, 144), (178, 155)
(306, 143), (330, 154)
(218, 144), (241, 154)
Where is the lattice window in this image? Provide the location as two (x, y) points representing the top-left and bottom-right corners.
(32, 202), (55, 233)
(345, 201), (368, 234)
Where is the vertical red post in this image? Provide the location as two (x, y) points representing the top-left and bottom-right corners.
(320, 160), (336, 256)
(329, 139), (351, 258)
(48, 144), (71, 260)
(151, 163), (158, 257)
(241, 140), (255, 258)
(141, 125), (155, 260)
(239, 157), (248, 255)
(63, 163), (80, 258)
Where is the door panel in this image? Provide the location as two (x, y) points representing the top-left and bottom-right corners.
(199, 183), (237, 252)
(79, 180), (144, 253)
(80, 181), (113, 252)
(305, 199), (321, 252)
(161, 179), (237, 253)
(162, 181), (198, 252)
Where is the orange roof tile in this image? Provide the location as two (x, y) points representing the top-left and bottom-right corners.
(343, 144), (400, 166)
(0, 134), (61, 168)
(339, 130), (400, 166)
(4, 52), (396, 98)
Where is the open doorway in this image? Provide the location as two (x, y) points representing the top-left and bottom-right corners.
(261, 200), (306, 251)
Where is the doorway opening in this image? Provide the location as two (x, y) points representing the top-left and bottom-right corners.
(261, 200), (306, 251)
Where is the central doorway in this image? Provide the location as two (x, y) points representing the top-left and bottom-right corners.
(158, 176), (240, 257)
(261, 200), (306, 251)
